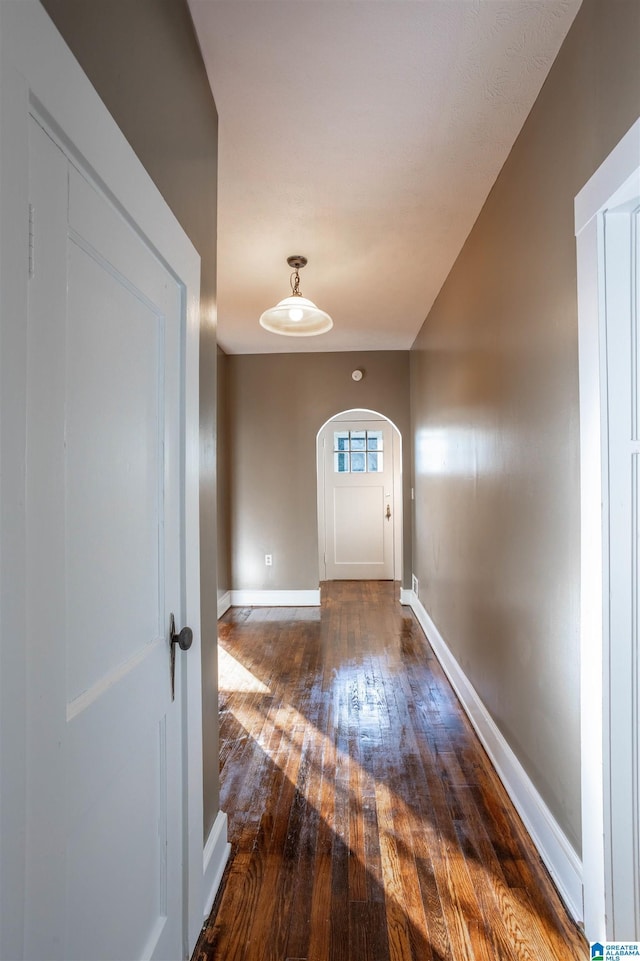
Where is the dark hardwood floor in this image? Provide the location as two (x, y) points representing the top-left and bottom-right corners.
(194, 580), (588, 961)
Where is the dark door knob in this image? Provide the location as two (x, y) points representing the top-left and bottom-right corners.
(169, 613), (193, 651)
(175, 626), (193, 651)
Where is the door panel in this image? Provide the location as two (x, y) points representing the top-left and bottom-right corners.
(25, 117), (183, 960)
(323, 420), (394, 579)
(334, 486), (385, 564)
(65, 238), (164, 702)
(66, 719), (165, 960)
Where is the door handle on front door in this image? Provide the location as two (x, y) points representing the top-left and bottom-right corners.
(169, 613), (193, 700)
(386, 504), (391, 520)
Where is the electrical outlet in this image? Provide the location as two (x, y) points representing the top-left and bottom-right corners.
(265, 554), (273, 566)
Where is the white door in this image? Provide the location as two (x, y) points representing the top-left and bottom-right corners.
(604, 197), (640, 940)
(24, 115), (185, 961)
(322, 420), (394, 579)
(0, 5), (204, 958)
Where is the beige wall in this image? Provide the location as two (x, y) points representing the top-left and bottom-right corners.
(228, 352), (411, 591)
(410, 0), (640, 854)
(40, 0), (222, 835)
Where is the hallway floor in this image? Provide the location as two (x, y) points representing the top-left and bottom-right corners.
(194, 581), (588, 961)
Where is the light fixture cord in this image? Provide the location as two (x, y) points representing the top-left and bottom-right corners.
(290, 269), (302, 297)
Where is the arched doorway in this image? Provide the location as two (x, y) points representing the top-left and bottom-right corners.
(316, 409), (403, 582)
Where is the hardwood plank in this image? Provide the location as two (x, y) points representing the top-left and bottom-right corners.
(349, 899), (390, 961)
(347, 734), (367, 902)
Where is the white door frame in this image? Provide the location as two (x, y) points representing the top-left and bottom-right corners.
(317, 408), (403, 582)
(575, 116), (640, 942)
(0, 4), (204, 957)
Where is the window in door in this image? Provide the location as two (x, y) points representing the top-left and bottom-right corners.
(334, 429), (383, 473)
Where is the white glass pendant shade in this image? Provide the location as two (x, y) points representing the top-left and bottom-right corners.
(259, 294), (333, 337)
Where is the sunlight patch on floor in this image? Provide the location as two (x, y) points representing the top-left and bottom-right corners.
(223, 684), (435, 942)
(218, 644), (271, 694)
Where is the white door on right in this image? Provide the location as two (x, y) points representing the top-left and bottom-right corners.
(323, 421), (394, 579)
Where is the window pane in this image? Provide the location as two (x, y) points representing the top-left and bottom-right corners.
(351, 430), (366, 451)
(351, 451), (366, 472)
(334, 431), (349, 452)
(367, 452), (383, 472)
(367, 430), (383, 451)
(335, 451), (349, 473)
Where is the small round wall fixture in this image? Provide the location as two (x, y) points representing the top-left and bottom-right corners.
(259, 255), (333, 337)
(351, 369), (364, 382)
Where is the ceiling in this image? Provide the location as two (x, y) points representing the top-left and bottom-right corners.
(187, 0), (582, 355)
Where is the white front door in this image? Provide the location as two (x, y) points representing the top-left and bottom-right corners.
(0, 5), (204, 959)
(25, 116), (185, 961)
(322, 420), (394, 579)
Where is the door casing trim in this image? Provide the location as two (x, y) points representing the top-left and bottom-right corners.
(575, 115), (640, 942)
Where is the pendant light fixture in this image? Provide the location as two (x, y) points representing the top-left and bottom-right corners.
(259, 255), (333, 336)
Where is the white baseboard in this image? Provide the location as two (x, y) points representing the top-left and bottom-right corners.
(406, 591), (584, 923)
(217, 591), (232, 619)
(399, 587), (412, 605)
(203, 811), (230, 920)
(228, 589), (321, 607)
